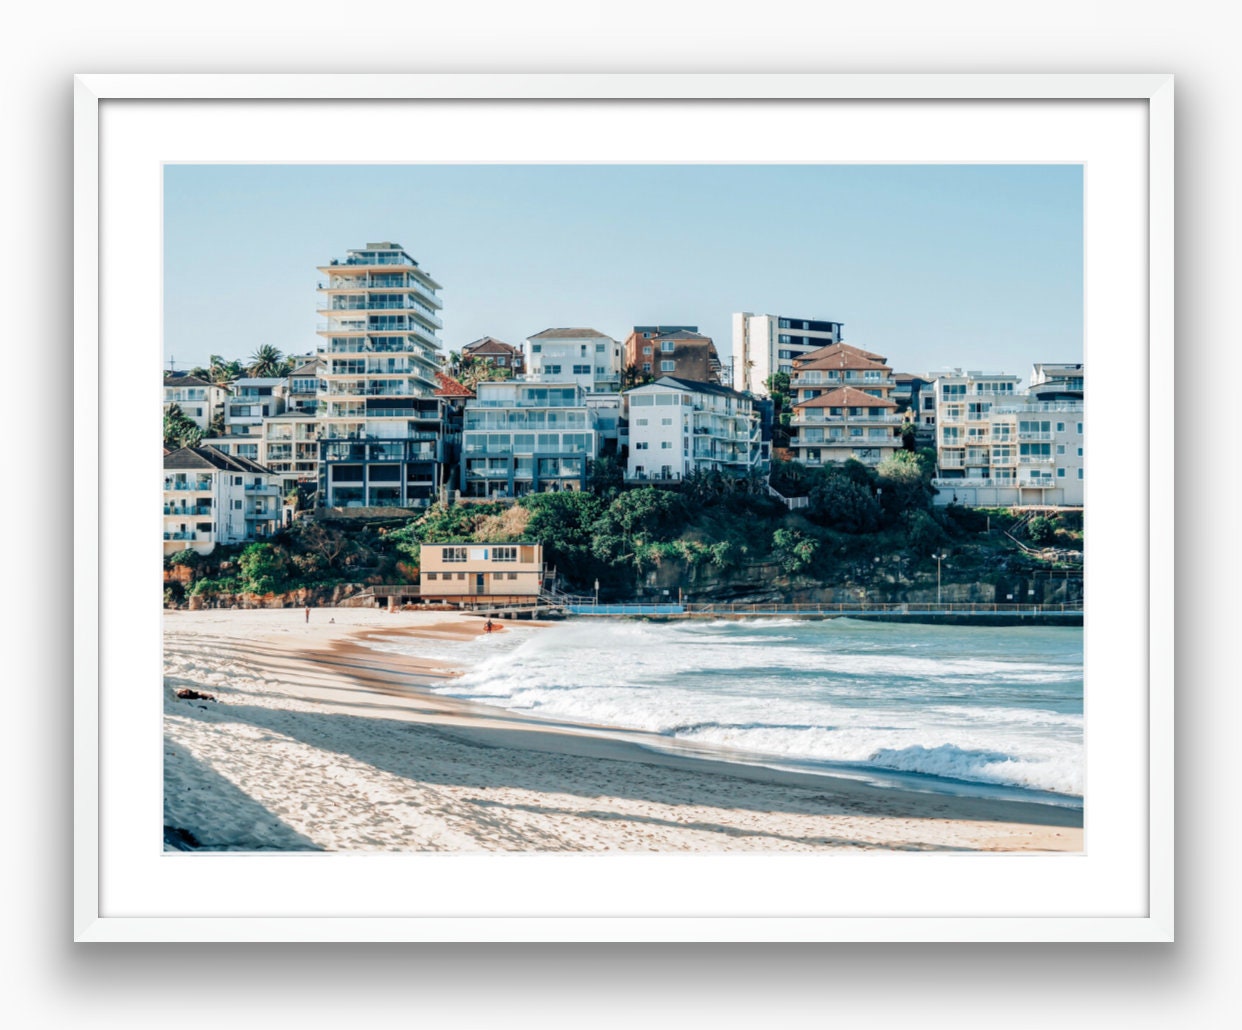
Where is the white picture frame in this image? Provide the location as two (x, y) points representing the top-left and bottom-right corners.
(75, 73), (1173, 943)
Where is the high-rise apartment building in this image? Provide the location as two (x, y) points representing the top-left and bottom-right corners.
(732, 313), (844, 396)
(314, 242), (451, 508)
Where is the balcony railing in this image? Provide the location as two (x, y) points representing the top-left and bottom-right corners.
(244, 482), (281, 492)
(1018, 432), (1055, 442)
(164, 482), (213, 491)
(164, 506), (212, 516)
(792, 414), (903, 425)
(163, 532), (199, 541)
(1018, 456), (1055, 465)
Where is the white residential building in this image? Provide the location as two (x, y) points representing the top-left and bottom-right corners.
(460, 381), (600, 497)
(163, 446), (284, 557)
(260, 412), (321, 493)
(523, 328), (622, 393)
(163, 374), (226, 433)
(314, 242), (452, 508)
(732, 312), (844, 396)
(625, 377), (762, 482)
(932, 369), (1083, 507)
(224, 377), (287, 435)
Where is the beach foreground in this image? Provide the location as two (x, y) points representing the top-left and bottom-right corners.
(163, 609), (1083, 853)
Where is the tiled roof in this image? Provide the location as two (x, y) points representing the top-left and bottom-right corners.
(463, 336), (518, 354)
(288, 360), (322, 377)
(793, 386), (898, 409)
(164, 374), (213, 388)
(653, 329), (712, 342)
(528, 327), (611, 340)
(163, 446), (278, 475)
(636, 376), (750, 402)
(434, 371), (475, 397)
(794, 342), (888, 367)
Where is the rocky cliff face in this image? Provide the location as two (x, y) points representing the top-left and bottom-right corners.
(638, 555), (1083, 607)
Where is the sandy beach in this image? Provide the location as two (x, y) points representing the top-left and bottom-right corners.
(163, 608), (1083, 853)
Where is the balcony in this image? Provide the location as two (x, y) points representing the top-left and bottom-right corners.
(164, 506), (212, 516)
(1018, 456), (1055, 465)
(244, 482), (282, 493)
(163, 532), (200, 541)
(1018, 432), (1054, 442)
(164, 482), (213, 491)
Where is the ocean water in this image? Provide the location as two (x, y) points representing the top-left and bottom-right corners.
(371, 617), (1084, 806)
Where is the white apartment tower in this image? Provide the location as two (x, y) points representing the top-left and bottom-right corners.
(315, 242), (450, 507)
(732, 313), (844, 396)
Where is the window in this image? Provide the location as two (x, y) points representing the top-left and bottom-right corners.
(545, 364), (561, 374)
(661, 361), (675, 372)
(642, 363), (651, 372)
(493, 546), (517, 562)
(635, 441), (649, 450)
(573, 364), (591, 375)
(1057, 422), (1065, 432)
(660, 417), (673, 426)
(232, 499), (242, 510)
(778, 334), (791, 344)
(595, 343), (605, 353)
(531, 344), (541, 353)
(643, 346), (652, 355)
(1057, 444), (1066, 454)
(661, 341), (674, 352)
(443, 546), (468, 563)
(1077, 423), (1083, 434)
(507, 572), (518, 580)
(636, 418), (648, 426)
(457, 572), (466, 580)
(1077, 468), (1083, 479)
(425, 572), (437, 581)
(1057, 468), (1066, 478)
(661, 441), (672, 449)
(1078, 447), (1083, 456)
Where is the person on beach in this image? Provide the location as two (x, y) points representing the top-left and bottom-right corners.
(305, 606), (310, 624)
(484, 618), (494, 633)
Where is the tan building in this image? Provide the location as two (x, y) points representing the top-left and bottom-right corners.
(623, 326), (722, 384)
(788, 343), (904, 465)
(419, 542), (547, 603)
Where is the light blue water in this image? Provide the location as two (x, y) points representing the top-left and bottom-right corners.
(371, 618), (1084, 806)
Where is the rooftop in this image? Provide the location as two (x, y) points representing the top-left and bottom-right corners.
(528, 327), (612, 340)
(793, 386), (898, 409)
(633, 375), (751, 402)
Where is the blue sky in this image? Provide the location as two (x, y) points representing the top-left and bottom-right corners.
(164, 164), (1082, 382)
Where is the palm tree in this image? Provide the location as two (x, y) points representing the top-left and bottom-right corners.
(248, 345), (284, 378)
(163, 403), (203, 449)
(208, 354), (241, 387)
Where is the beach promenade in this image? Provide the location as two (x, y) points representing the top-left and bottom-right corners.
(163, 608), (1083, 853)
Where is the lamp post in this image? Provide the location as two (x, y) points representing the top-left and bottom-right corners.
(933, 553), (947, 604)
(594, 578), (600, 608)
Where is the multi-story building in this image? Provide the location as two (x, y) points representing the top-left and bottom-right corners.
(163, 373), (226, 433)
(460, 380), (600, 497)
(285, 359), (323, 415)
(523, 328), (622, 393)
(163, 446), (284, 557)
(461, 336), (524, 376)
(260, 413), (321, 493)
(1029, 362), (1085, 402)
(787, 343), (903, 466)
(224, 377), (287, 436)
(932, 369), (1022, 481)
(198, 436), (261, 463)
(732, 312), (845, 395)
(623, 326), (722, 384)
(625, 377), (762, 482)
(314, 242), (450, 508)
(931, 369), (1084, 506)
(419, 542), (547, 604)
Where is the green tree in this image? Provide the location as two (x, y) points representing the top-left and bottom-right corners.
(772, 527), (818, 575)
(237, 542), (291, 594)
(248, 345), (284, 378)
(291, 520), (354, 568)
(208, 354), (243, 386)
(163, 403), (202, 449)
(808, 474), (881, 533)
(1027, 515), (1057, 545)
(587, 455), (625, 496)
